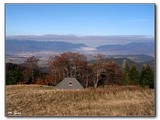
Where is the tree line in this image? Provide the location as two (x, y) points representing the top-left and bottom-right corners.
(6, 52), (154, 88)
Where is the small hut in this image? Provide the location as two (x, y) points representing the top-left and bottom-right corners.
(56, 78), (84, 89)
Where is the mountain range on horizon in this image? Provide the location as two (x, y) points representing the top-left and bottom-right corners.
(6, 39), (155, 57)
(6, 34), (154, 47)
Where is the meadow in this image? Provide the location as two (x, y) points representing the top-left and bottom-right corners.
(6, 85), (155, 116)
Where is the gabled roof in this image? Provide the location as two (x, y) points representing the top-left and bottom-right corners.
(56, 78), (84, 89)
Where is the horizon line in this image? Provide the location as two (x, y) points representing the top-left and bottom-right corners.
(6, 34), (154, 37)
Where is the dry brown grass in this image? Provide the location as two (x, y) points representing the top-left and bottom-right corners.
(6, 85), (155, 116)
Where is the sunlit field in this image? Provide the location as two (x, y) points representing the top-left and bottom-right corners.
(6, 85), (155, 116)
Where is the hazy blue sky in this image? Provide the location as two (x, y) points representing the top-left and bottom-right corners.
(6, 4), (155, 36)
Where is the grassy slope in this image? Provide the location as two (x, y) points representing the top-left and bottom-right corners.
(6, 85), (155, 116)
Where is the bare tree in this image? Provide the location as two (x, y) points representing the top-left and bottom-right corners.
(23, 56), (39, 84)
(103, 61), (123, 85)
(92, 54), (106, 88)
(82, 63), (93, 88)
(48, 52), (87, 85)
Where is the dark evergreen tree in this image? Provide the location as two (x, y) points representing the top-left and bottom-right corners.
(140, 65), (147, 87)
(130, 65), (139, 85)
(123, 61), (130, 85)
(6, 63), (24, 85)
(148, 69), (154, 88)
(146, 65), (154, 88)
(140, 64), (154, 88)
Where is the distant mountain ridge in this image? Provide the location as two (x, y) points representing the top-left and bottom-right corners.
(88, 57), (154, 71)
(108, 54), (154, 63)
(7, 34), (154, 47)
(96, 41), (154, 56)
(6, 40), (87, 53)
(6, 39), (154, 57)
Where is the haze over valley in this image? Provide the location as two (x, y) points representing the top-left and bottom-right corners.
(6, 34), (155, 68)
(6, 34), (154, 55)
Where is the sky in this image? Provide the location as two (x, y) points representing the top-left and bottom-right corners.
(6, 4), (155, 36)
